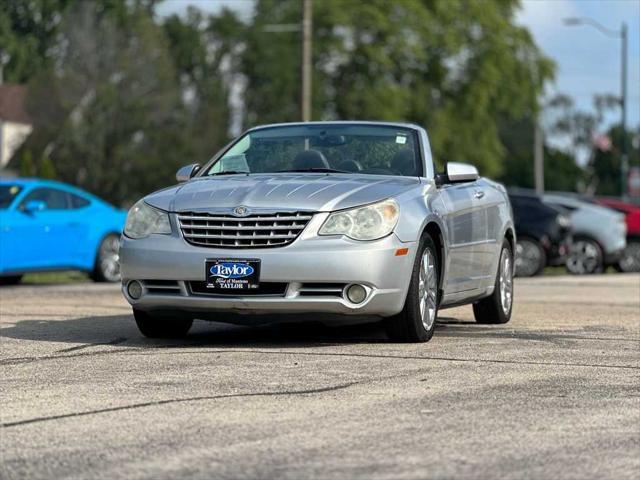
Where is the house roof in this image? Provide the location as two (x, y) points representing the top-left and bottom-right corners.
(0, 84), (31, 124)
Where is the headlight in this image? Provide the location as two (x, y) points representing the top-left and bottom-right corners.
(319, 199), (399, 241)
(124, 200), (172, 239)
(557, 215), (571, 228)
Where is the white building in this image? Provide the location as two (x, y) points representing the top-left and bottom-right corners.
(0, 84), (32, 169)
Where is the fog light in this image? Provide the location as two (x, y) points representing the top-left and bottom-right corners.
(127, 280), (143, 299)
(346, 284), (367, 304)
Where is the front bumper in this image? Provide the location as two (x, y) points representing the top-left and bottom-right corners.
(119, 220), (417, 321)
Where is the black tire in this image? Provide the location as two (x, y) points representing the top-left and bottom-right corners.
(473, 239), (514, 324)
(133, 309), (193, 339)
(384, 234), (439, 343)
(566, 236), (603, 275)
(515, 237), (546, 277)
(616, 239), (640, 273)
(91, 234), (121, 283)
(0, 275), (22, 286)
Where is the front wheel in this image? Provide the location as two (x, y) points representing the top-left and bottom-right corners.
(384, 234), (439, 343)
(134, 309), (193, 339)
(91, 234), (121, 282)
(515, 237), (546, 277)
(566, 237), (603, 275)
(473, 239), (514, 324)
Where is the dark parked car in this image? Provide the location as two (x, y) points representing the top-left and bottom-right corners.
(509, 190), (572, 277)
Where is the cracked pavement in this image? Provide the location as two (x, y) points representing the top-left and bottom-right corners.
(1, 274), (639, 479)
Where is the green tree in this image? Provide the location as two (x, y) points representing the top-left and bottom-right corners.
(589, 125), (640, 196)
(23, 1), (186, 204)
(0, 0), (75, 82)
(162, 7), (243, 161)
(241, 0), (554, 176)
(498, 114), (583, 192)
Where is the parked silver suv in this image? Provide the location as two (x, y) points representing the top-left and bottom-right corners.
(543, 194), (626, 274)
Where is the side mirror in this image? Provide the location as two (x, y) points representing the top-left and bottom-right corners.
(437, 162), (479, 185)
(176, 163), (201, 182)
(23, 200), (47, 213)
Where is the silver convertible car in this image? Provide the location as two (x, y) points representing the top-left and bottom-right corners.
(120, 122), (515, 342)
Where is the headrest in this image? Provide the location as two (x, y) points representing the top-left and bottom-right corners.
(390, 149), (416, 176)
(292, 150), (330, 170)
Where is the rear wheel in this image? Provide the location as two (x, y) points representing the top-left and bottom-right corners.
(384, 234), (438, 343)
(91, 234), (121, 283)
(566, 237), (602, 275)
(515, 237), (546, 277)
(473, 239), (513, 324)
(133, 309), (193, 339)
(0, 275), (22, 286)
(616, 239), (640, 273)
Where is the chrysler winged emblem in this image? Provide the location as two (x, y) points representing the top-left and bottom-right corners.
(233, 206), (250, 217)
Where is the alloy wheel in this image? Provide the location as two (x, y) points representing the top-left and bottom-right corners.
(618, 241), (640, 272)
(566, 240), (601, 274)
(515, 239), (543, 277)
(418, 248), (438, 331)
(499, 248), (513, 316)
(99, 236), (121, 282)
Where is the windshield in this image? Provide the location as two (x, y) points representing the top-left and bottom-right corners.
(0, 185), (23, 209)
(203, 124), (422, 177)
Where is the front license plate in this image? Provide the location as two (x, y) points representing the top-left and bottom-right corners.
(205, 258), (261, 291)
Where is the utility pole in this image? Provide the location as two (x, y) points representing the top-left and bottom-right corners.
(563, 17), (629, 198)
(620, 22), (628, 199)
(0, 50), (9, 85)
(301, 0), (313, 122)
(534, 121), (544, 195)
(263, 0), (313, 123)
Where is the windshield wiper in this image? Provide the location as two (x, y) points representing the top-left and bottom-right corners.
(276, 168), (351, 174)
(208, 171), (250, 176)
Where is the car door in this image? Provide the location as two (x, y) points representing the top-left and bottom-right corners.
(471, 180), (503, 285)
(14, 187), (75, 269)
(439, 180), (487, 293)
(65, 192), (94, 266)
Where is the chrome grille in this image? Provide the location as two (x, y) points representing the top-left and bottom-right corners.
(178, 211), (314, 248)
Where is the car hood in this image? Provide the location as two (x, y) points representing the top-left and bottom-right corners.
(144, 173), (420, 212)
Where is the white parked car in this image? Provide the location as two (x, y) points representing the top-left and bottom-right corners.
(543, 194), (626, 274)
(119, 122), (516, 342)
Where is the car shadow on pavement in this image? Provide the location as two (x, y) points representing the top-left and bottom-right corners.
(0, 314), (405, 349)
(2, 313), (525, 351)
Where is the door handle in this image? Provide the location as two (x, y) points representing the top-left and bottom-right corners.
(474, 190), (485, 199)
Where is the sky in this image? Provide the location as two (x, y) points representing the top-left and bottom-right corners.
(516, 0), (639, 131)
(157, 0), (640, 132)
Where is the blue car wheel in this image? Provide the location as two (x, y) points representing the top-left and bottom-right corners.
(91, 234), (121, 283)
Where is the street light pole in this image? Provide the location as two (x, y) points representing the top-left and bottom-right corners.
(534, 121), (544, 195)
(563, 17), (629, 198)
(620, 23), (628, 199)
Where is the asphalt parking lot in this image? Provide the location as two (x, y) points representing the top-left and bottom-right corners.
(1, 274), (639, 479)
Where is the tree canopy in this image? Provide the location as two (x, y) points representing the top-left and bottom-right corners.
(4, 0), (631, 205)
(243, 0), (554, 177)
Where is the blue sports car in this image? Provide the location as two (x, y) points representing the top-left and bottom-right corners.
(0, 178), (126, 284)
